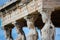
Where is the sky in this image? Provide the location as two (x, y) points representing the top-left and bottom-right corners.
(0, 0), (60, 40)
(0, 0), (9, 6)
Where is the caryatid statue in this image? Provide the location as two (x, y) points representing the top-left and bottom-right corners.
(12, 21), (26, 40)
(19, 0), (32, 7)
(3, 25), (13, 40)
(24, 14), (38, 40)
(39, 8), (55, 40)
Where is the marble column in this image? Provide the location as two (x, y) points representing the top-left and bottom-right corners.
(24, 14), (38, 40)
(12, 21), (26, 40)
(38, 8), (55, 40)
(3, 26), (13, 40)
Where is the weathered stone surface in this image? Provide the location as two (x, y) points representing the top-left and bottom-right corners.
(24, 14), (38, 40)
(39, 8), (55, 40)
(4, 26), (13, 40)
(13, 22), (26, 40)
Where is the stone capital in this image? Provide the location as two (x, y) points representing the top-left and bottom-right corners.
(38, 8), (54, 14)
(24, 14), (38, 22)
